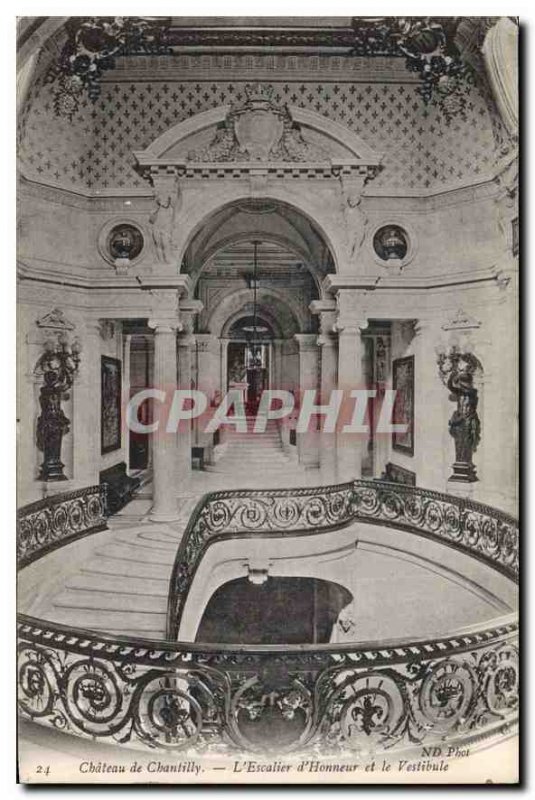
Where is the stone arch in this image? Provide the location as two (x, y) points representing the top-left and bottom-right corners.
(206, 287), (307, 338)
(134, 99), (383, 281)
(178, 195), (338, 296)
(136, 104), (381, 165)
(190, 229), (325, 301)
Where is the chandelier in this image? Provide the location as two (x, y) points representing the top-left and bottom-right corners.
(242, 240), (268, 371)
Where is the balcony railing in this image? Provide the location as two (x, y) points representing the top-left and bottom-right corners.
(167, 480), (518, 639)
(17, 485), (108, 568)
(17, 481), (518, 757)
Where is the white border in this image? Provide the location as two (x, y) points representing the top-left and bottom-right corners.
(3, 5), (529, 798)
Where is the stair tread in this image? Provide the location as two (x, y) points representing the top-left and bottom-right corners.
(93, 543), (176, 565)
(53, 589), (166, 612)
(64, 573), (169, 594)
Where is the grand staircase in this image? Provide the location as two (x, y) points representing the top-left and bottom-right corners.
(20, 498), (200, 640)
(209, 417), (297, 476)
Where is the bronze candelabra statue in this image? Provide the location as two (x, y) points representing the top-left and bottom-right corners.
(437, 346), (482, 483)
(35, 334), (81, 481)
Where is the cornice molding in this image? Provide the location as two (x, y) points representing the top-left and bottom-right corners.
(18, 167), (502, 207)
(323, 266), (511, 294)
(105, 52), (419, 84)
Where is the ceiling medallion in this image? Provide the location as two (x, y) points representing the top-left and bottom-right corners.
(47, 17), (171, 120)
(350, 17), (473, 122)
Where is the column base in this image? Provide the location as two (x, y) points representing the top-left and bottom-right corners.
(148, 507), (180, 523)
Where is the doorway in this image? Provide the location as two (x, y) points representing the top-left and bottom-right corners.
(227, 316), (273, 416)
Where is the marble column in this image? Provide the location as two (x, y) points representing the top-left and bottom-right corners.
(148, 319), (180, 522)
(72, 320), (102, 488)
(177, 331), (195, 479)
(336, 317), (368, 482)
(122, 333), (132, 473)
(411, 318), (446, 490)
(220, 339), (229, 396)
(318, 328), (338, 482)
(295, 333), (320, 469)
(195, 334), (219, 462)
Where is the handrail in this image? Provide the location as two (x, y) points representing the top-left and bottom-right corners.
(17, 612), (518, 755)
(166, 480), (519, 639)
(16, 481), (519, 756)
(17, 484), (108, 568)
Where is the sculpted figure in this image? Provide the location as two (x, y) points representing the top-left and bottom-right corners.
(340, 179), (368, 259)
(34, 335), (81, 481)
(446, 356), (481, 465)
(149, 178), (181, 263)
(437, 347), (482, 481)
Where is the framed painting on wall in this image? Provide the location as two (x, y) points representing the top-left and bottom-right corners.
(392, 355), (414, 456)
(101, 356), (122, 454)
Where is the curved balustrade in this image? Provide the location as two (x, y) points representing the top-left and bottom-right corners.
(167, 480), (518, 639)
(16, 481), (519, 757)
(17, 485), (108, 568)
(17, 613), (518, 755)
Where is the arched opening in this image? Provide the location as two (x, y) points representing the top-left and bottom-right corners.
(182, 198), (336, 475)
(195, 576), (353, 645)
(182, 197), (335, 304)
(226, 315), (275, 416)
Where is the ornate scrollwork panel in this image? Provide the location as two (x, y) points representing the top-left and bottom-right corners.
(17, 486), (108, 568)
(167, 481), (517, 639)
(17, 616), (518, 756)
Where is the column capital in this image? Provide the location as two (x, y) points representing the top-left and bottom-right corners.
(413, 319), (430, 338)
(335, 319), (369, 336)
(294, 333), (318, 351)
(317, 334), (337, 348)
(309, 299), (336, 316)
(85, 319), (105, 337)
(148, 318), (182, 333)
(180, 298), (203, 315)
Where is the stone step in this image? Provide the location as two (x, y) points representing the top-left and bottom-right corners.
(92, 543), (175, 566)
(217, 449), (289, 458)
(112, 532), (179, 552)
(80, 561), (172, 581)
(49, 606), (167, 632)
(65, 572), (169, 595)
(53, 588), (166, 613)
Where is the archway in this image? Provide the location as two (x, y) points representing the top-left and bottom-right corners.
(226, 315), (275, 416)
(133, 96), (383, 275)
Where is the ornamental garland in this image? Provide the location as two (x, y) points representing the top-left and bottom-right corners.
(46, 17), (478, 124)
(46, 16), (171, 120)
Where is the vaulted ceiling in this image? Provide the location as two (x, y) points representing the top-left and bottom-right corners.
(17, 17), (511, 197)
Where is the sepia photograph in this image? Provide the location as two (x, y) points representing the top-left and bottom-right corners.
(15, 13), (519, 785)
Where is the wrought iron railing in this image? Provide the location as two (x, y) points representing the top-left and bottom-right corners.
(17, 612), (518, 755)
(166, 480), (518, 638)
(16, 481), (518, 756)
(17, 485), (108, 568)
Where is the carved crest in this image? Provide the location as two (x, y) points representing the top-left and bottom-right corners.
(442, 309), (482, 331)
(188, 83), (326, 164)
(36, 308), (76, 332)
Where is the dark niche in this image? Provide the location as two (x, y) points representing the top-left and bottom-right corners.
(373, 225), (409, 261)
(107, 224), (144, 261)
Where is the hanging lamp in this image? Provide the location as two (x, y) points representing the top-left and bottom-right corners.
(242, 240), (268, 370)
